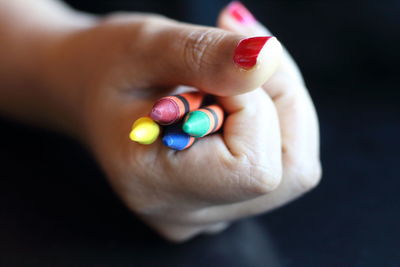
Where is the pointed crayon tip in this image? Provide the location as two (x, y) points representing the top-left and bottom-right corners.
(182, 111), (209, 137)
(182, 122), (192, 134)
(162, 136), (174, 147)
(130, 128), (146, 141)
(129, 117), (160, 145)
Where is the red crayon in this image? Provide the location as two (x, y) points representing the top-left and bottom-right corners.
(150, 92), (204, 125)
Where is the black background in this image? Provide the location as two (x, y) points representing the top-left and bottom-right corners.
(1, 0), (399, 266)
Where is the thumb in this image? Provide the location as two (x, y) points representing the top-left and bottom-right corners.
(217, 2), (304, 83)
(217, 1), (273, 37)
(128, 16), (282, 96)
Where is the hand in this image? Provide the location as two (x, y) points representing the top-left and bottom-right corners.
(42, 11), (286, 241)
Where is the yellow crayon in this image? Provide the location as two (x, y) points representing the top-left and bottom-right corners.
(129, 117), (160, 145)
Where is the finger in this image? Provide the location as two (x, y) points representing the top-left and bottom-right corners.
(165, 88), (282, 204)
(119, 15), (283, 96)
(203, 222), (230, 234)
(187, 89), (321, 223)
(144, 217), (229, 242)
(217, 2), (304, 84)
(218, 1), (321, 188)
(180, 3), (321, 222)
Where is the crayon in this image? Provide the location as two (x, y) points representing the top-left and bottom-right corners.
(129, 117), (160, 145)
(182, 104), (224, 138)
(162, 124), (196, 151)
(150, 92), (204, 125)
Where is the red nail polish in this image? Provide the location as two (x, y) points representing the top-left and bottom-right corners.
(227, 1), (257, 25)
(233, 36), (272, 69)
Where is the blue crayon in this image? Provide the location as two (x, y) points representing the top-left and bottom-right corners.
(162, 124), (196, 151)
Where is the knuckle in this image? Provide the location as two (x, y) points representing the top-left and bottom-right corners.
(181, 28), (227, 73)
(234, 155), (282, 196)
(157, 222), (229, 242)
(204, 222), (230, 234)
(159, 230), (191, 243)
(129, 16), (167, 38)
(248, 164), (282, 195)
(101, 12), (169, 26)
(291, 161), (322, 192)
(155, 224), (200, 243)
(136, 14), (171, 28)
(132, 202), (163, 217)
(96, 14), (173, 62)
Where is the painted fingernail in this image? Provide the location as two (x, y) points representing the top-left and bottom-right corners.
(233, 36), (273, 69)
(227, 1), (257, 25)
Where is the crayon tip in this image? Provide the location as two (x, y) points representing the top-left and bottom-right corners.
(162, 136), (174, 147)
(162, 134), (193, 151)
(182, 123), (192, 133)
(150, 99), (179, 125)
(129, 117), (160, 145)
(183, 111), (209, 137)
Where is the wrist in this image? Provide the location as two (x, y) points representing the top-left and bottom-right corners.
(33, 18), (98, 139)
(0, 0), (98, 138)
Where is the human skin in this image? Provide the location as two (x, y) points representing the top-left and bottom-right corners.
(0, 0), (321, 241)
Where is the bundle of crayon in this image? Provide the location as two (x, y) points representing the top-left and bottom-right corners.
(129, 92), (225, 151)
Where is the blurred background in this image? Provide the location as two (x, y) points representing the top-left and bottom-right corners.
(1, 0), (399, 266)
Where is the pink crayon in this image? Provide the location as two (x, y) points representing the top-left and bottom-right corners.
(150, 92), (204, 125)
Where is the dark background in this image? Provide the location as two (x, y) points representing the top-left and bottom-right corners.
(1, 0), (399, 266)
